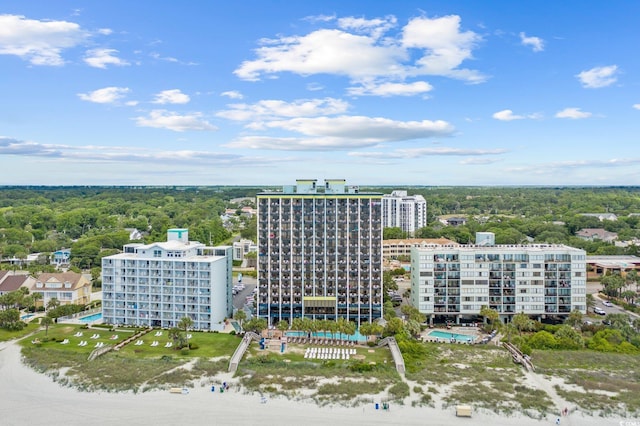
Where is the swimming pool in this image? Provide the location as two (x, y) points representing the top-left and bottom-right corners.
(21, 314), (34, 320)
(427, 330), (475, 343)
(286, 330), (367, 342)
(79, 313), (103, 323)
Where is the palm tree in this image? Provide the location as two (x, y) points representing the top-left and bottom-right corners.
(168, 327), (183, 349)
(177, 316), (193, 349)
(234, 309), (247, 330)
(46, 297), (60, 313)
(41, 315), (53, 337)
(31, 292), (43, 311)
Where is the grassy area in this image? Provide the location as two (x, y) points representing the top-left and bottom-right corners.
(533, 350), (640, 415)
(236, 343), (401, 406)
(19, 324), (241, 392)
(0, 319), (41, 342)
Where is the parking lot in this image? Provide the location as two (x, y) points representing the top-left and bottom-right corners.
(232, 275), (256, 313)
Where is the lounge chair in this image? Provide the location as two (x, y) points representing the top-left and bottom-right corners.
(90, 334), (99, 339)
(74, 332), (83, 337)
(60, 339), (69, 344)
(110, 335), (118, 340)
(135, 340), (143, 346)
(165, 342), (173, 348)
(94, 342), (101, 348)
(150, 341), (159, 347)
(155, 331), (162, 337)
(186, 334), (192, 339)
(78, 341), (86, 346)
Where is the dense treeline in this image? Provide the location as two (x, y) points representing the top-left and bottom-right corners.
(372, 186), (640, 256)
(2, 186), (640, 272)
(0, 186), (262, 270)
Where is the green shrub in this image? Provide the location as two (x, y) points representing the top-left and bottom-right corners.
(180, 348), (190, 356)
(188, 343), (199, 350)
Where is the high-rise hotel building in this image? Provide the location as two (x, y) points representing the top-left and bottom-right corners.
(382, 190), (427, 236)
(410, 237), (587, 324)
(102, 229), (233, 330)
(257, 179), (383, 325)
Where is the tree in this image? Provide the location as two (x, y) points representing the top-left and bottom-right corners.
(601, 273), (624, 298)
(40, 315), (53, 336)
(383, 317), (405, 336)
(276, 319), (289, 333)
(383, 227), (406, 240)
(177, 316), (193, 349)
(480, 305), (500, 331)
(46, 297), (60, 312)
(234, 309), (247, 329)
(401, 305), (426, 323)
(512, 312), (535, 335)
(565, 309), (584, 329)
(168, 327), (185, 349)
(243, 317), (267, 334)
(359, 321), (383, 342)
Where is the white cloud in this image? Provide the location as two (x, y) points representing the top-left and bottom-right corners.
(493, 109), (524, 121)
(348, 80), (432, 97)
(633, 104), (640, 110)
(152, 89), (190, 104)
(0, 136), (286, 166)
(84, 48), (129, 68)
(349, 146), (507, 159)
(0, 14), (87, 66)
(555, 107), (592, 119)
(97, 28), (113, 35)
(519, 32), (544, 52)
(226, 115), (454, 151)
(337, 16), (397, 39)
(221, 90), (243, 99)
(134, 110), (217, 132)
(402, 15), (485, 82)
(234, 14), (484, 85)
(78, 86), (130, 104)
(576, 65), (618, 88)
(492, 109), (541, 121)
(217, 98), (349, 121)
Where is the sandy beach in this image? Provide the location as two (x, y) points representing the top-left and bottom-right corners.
(0, 339), (621, 426)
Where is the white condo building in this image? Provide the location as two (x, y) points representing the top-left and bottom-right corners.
(102, 229), (232, 331)
(410, 241), (587, 324)
(382, 190), (427, 236)
(257, 179), (383, 325)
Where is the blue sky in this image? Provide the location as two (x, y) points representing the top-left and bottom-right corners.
(1, 1), (639, 186)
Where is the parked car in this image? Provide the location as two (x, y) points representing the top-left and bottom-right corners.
(602, 300), (613, 307)
(593, 307), (606, 316)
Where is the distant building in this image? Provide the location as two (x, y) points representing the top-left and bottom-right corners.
(125, 228), (144, 241)
(232, 239), (257, 262)
(51, 249), (71, 267)
(580, 213), (618, 221)
(586, 255), (640, 280)
(382, 190), (427, 236)
(410, 243), (587, 324)
(438, 216), (467, 227)
(0, 272), (36, 296)
(101, 229), (233, 330)
(257, 179), (383, 325)
(383, 238), (456, 259)
(576, 228), (618, 243)
(31, 272), (92, 307)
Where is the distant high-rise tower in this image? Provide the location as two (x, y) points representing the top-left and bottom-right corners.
(257, 179), (383, 325)
(382, 190), (427, 236)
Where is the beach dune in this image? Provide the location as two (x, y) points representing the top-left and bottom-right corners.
(0, 341), (608, 426)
